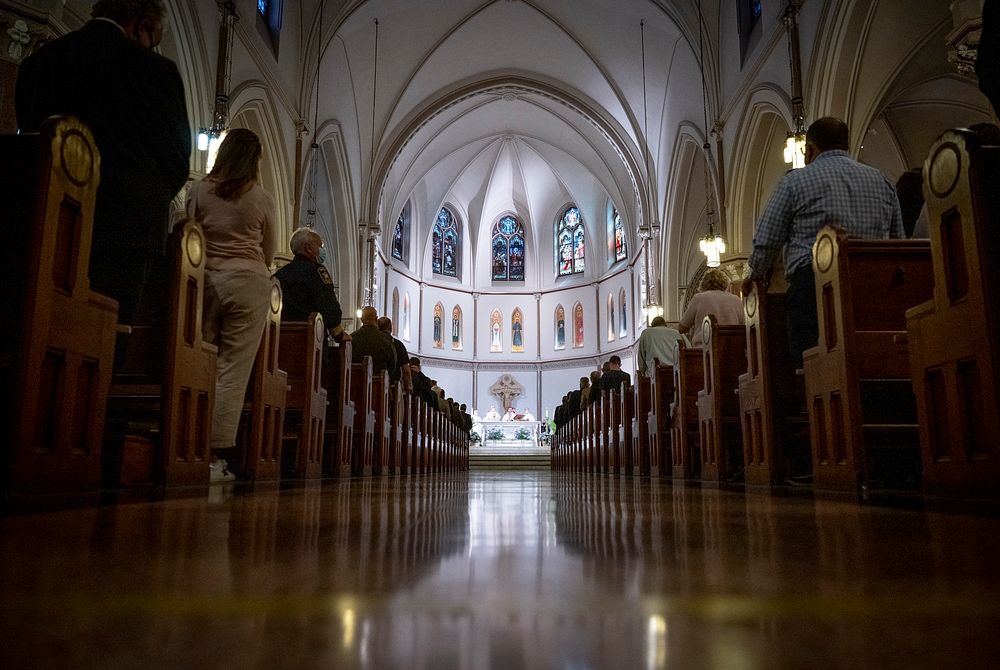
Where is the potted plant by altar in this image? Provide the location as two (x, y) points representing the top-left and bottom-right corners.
(514, 427), (532, 441)
(486, 427), (504, 442)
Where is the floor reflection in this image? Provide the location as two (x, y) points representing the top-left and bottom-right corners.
(2, 472), (1000, 668)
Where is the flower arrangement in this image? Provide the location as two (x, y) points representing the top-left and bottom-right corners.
(485, 427), (505, 441)
(514, 427), (532, 441)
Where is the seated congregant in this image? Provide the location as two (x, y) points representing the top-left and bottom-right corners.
(599, 355), (631, 397)
(350, 306), (395, 373)
(678, 268), (743, 348)
(636, 316), (686, 377)
(274, 228), (349, 342)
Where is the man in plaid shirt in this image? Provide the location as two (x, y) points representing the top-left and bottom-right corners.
(742, 117), (903, 368)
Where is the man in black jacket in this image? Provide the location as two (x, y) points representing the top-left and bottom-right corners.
(599, 355), (631, 398)
(275, 228), (348, 341)
(377, 316), (411, 391)
(16, 0), (190, 324)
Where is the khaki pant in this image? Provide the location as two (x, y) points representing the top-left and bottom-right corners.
(203, 268), (271, 450)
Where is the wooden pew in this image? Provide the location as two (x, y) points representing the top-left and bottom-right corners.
(390, 383), (408, 475)
(803, 226), (933, 492)
(322, 339), (355, 478)
(1, 116), (118, 498)
(696, 315), (747, 483)
(646, 359), (674, 478)
(349, 358), (376, 477)
(371, 370), (392, 476)
(278, 313), (327, 479)
(738, 280), (810, 487)
(104, 218), (218, 487)
(906, 129), (1000, 497)
(617, 385), (634, 475)
(669, 339), (704, 481)
(605, 386), (622, 474)
(631, 377), (652, 476)
(238, 277), (288, 482)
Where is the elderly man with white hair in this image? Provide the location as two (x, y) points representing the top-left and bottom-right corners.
(274, 227), (349, 341)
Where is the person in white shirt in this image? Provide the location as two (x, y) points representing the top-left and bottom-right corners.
(678, 268), (744, 347)
(636, 316), (687, 377)
(484, 406), (500, 421)
(520, 409), (535, 422)
(502, 407), (517, 421)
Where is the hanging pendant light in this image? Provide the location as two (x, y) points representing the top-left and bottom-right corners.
(696, 0), (725, 268)
(782, 1), (807, 170)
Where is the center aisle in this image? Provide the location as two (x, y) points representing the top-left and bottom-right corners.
(3, 472), (1000, 668)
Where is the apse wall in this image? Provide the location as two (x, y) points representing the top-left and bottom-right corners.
(383, 259), (640, 418)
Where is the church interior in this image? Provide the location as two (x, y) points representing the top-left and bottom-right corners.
(2, 0), (1000, 667)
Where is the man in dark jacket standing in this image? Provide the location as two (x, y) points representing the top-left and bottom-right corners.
(275, 228), (348, 341)
(351, 307), (395, 374)
(16, 0), (191, 324)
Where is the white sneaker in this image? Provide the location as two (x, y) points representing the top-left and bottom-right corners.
(209, 459), (236, 483)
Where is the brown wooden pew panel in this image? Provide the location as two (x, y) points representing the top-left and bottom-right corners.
(697, 316), (747, 483)
(907, 129), (1000, 497)
(803, 226), (933, 492)
(3, 116), (118, 497)
(278, 313), (327, 479)
(670, 340), (704, 481)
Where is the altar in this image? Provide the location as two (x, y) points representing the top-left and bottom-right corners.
(477, 420), (542, 447)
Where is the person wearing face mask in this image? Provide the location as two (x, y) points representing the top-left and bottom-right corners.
(15, 0), (191, 327)
(274, 228), (349, 342)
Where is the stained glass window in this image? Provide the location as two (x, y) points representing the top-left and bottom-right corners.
(557, 206), (585, 276)
(612, 207), (627, 262)
(432, 207), (459, 277)
(492, 215), (525, 281)
(392, 202), (409, 263)
(258, 0), (268, 17)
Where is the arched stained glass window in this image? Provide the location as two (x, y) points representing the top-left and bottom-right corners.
(452, 306), (462, 350)
(432, 207), (459, 277)
(433, 302), (444, 349)
(619, 288), (628, 338)
(492, 215), (525, 281)
(490, 309), (503, 352)
(612, 207), (627, 262)
(512, 308), (524, 353)
(392, 202), (410, 263)
(557, 206), (585, 276)
(555, 305), (566, 350)
(573, 302), (584, 348)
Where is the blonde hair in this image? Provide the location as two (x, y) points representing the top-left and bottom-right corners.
(701, 268), (730, 292)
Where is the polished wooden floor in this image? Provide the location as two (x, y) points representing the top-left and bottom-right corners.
(3, 471), (1000, 669)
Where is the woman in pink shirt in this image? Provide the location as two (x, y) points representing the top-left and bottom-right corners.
(186, 129), (276, 481)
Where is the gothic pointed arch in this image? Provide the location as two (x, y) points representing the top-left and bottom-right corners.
(433, 302), (444, 349)
(619, 287), (628, 338)
(573, 302), (584, 348)
(402, 293), (411, 341)
(556, 205), (585, 276)
(392, 200), (411, 264)
(451, 305), (462, 350)
(391, 288), (400, 335)
(607, 293), (616, 342)
(491, 214), (525, 282)
(489, 308), (503, 352)
(432, 206), (460, 277)
(608, 202), (627, 264)
(554, 304), (566, 351)
(511, 308), (524, 353)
